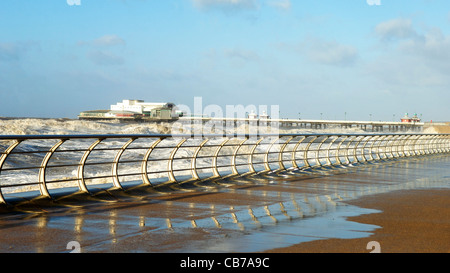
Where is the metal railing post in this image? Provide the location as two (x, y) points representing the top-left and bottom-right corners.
(191, 138), (209, 181)
(168, 138), (187, 183)
(141, 137), (164, 186)
(112, 138), (136, 190)
(264, 137), (281, 173)
(230, 137), (248, 176)
(291, 136), (306, 169)
(0, 139), (23, 204)
(278, 136), (295, 171)
(212, 138), (230, 178)
(77, 138), (104, 194)
(38, 139), (67, 199)
(246, 137), (265, 175)
(335, 136), (349, 166)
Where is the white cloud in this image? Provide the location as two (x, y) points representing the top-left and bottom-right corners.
(267, 0), (291, 10)
(300, 37), (358, 66)
(93, 35), (126, 47)
(368, 18), (450, 89)
(375, 18), (417, 41)
(78, 34), (126, 47)
(224, 48), (260, 61)
(78, 35), (126, 66)
(0, 41), (39, 61)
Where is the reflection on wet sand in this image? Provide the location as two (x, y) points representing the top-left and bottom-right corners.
(0, 154), (448, 252)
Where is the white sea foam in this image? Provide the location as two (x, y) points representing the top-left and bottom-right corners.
(0, 117), (372, 136)
(0, 118), (173, 135)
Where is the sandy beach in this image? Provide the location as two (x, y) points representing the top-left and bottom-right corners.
(265, 188), (450, 253)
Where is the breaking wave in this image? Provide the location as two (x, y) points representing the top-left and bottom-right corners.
(0, 118), (173, 135)
(0, 117), (371, 136)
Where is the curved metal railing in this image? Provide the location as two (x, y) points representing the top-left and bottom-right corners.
(0, 133), (449, 204)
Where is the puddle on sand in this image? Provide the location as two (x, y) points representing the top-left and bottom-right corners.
(176, 204), (381, 253)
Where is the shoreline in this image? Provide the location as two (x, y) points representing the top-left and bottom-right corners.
(264, 188), (450, 253)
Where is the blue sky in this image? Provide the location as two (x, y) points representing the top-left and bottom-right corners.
(1, 0), (449, 121)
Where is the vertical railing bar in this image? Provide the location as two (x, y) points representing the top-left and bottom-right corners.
(426, 135), (434, 154)
(77, 138), (104, 194)
(414, 135), (423, 155)
(191, 138), (209, 181)
(278, 136), (295, 171)
(431, 135), (440, 154)
(141, 137), (164, 186)
(335, 136), (349, 166)
(315, 136), (330, 167)
(393, 135), (402, 158)
(168, 138), (187, 183)
(401, 135), (410, 157)
(420, 135), (428, 154)
(38, 139), (67, 199)
(352, 135), (365, 163)
(304, 136), (319, 168)
(393, 135), (404, 158)
(375, 135), (388, 160)
(263, 137), (282, 173)
(246, 137), (265, 175)
(325, 135), (339, 166)
(230, 137), (248, 176)
(368, 135), (380, 161)
(438, 135), (447, 153)
(384, 135), (395, 159)
(111, 138), (136, 190)
(360, 136), (372, 162)
(434, 135), (441, 153)
(291, 136), (306, 169)
(0, 139), (23, 204)
(416, 136), (424, 155)
(212, 138), (230, 178)
(344, 136), (357, 165)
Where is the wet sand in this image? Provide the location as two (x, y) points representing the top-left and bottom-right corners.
(266, 188), (450, 253)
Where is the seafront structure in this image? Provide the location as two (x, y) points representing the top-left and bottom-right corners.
(178, 116), (424, 132)
(78, 99), (179, 121)
(79, 99), (425, 132)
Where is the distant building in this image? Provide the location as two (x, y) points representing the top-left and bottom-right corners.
(247, 110), (270, 120)
(401, 113), (421, 123)
(248, 111), (258, 119)
(110, 100), (176, 119)
(260, 111), (270, 119)
(79, 99), (180, 121)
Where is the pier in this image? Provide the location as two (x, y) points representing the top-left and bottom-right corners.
(178, 117), (425, 132)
